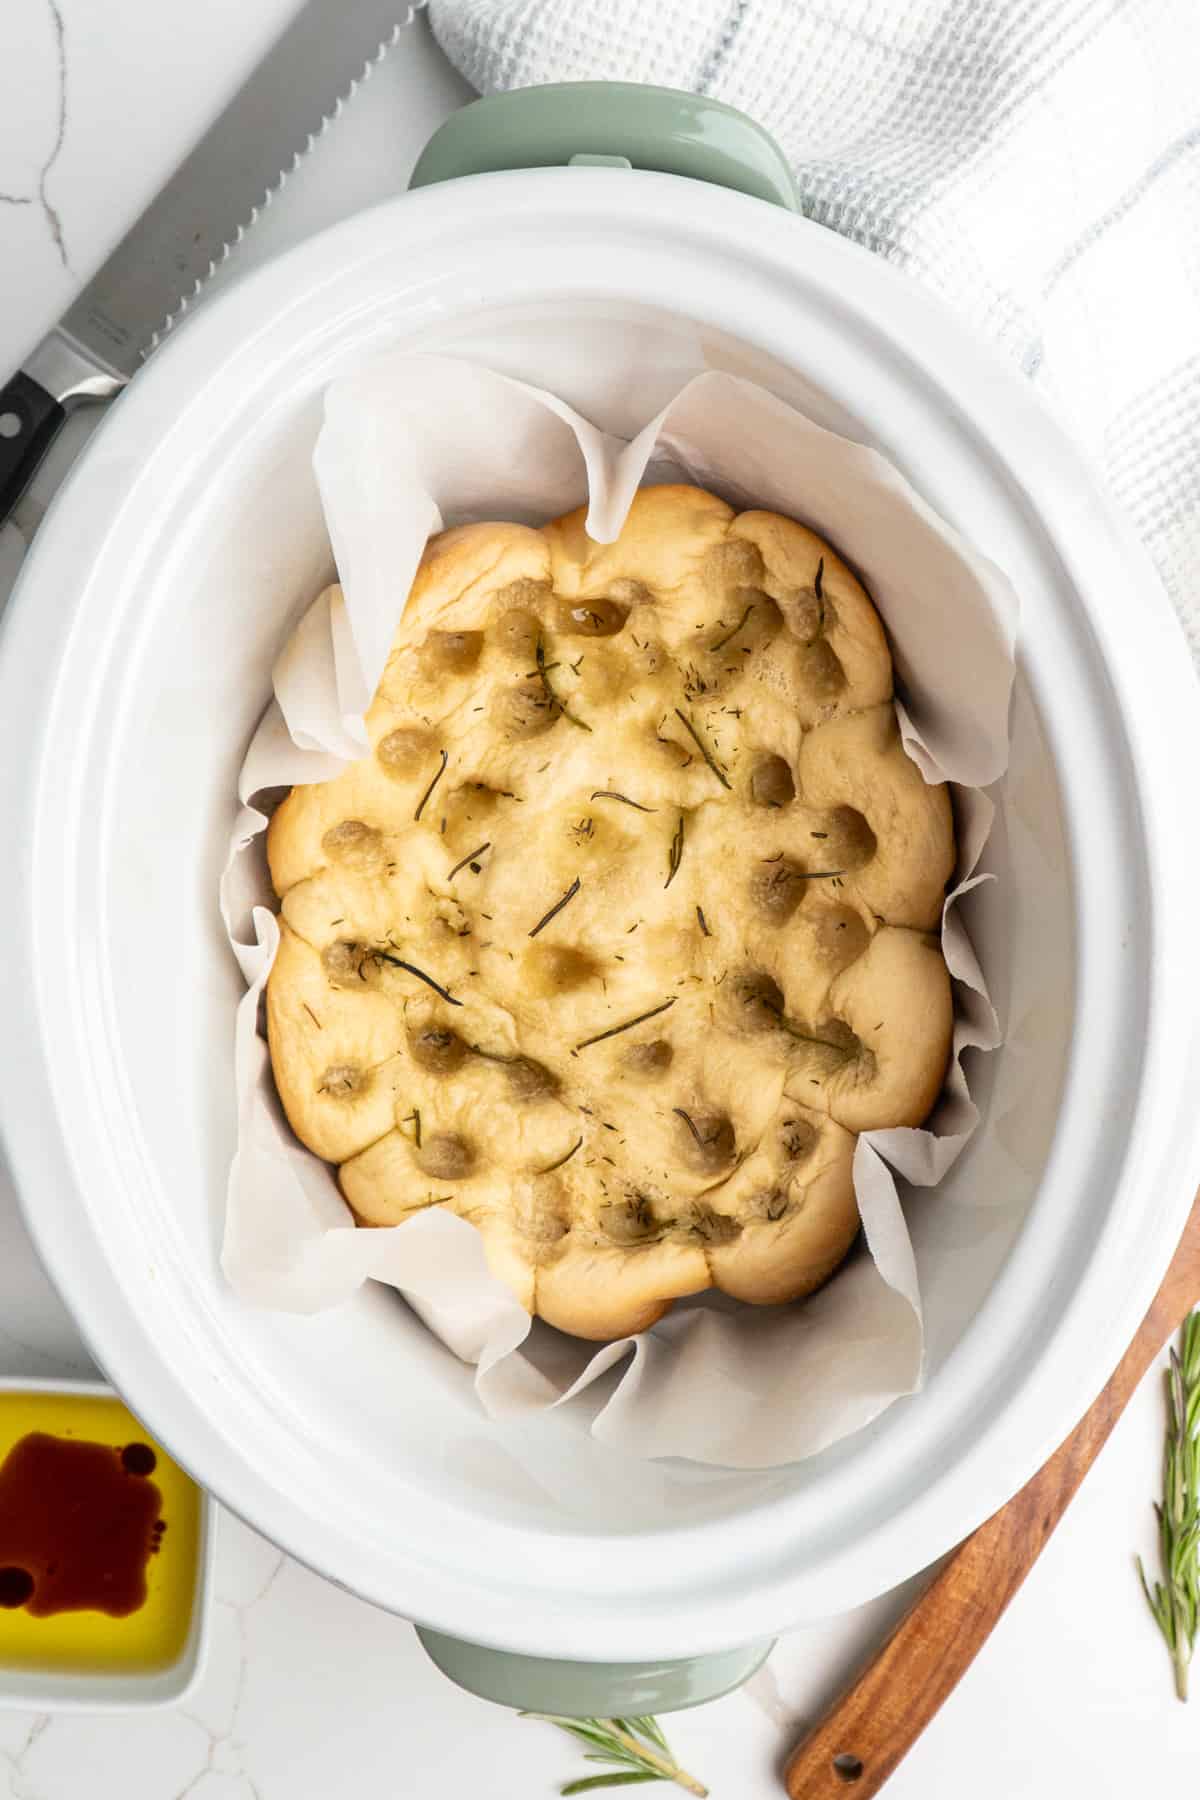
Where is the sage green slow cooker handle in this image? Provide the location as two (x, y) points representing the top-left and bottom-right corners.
(416, 1624), (774, 1717)
(408, 80), (799, 209)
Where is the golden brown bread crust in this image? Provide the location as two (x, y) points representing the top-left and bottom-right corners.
(265, 485), (955, 1340)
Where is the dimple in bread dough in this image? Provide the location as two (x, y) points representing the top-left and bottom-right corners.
(266, 485), (956, 1341)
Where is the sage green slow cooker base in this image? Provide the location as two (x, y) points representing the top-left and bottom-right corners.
(416, 1626), (775, 1715)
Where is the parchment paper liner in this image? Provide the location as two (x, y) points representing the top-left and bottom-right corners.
(219, 360), (1015, 1469)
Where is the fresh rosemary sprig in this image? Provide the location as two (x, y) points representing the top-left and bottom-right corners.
(1138, 1312), (1200, 1700)
(524, 1714), (707, 1797)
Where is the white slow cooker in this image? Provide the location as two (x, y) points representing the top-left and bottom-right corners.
(2, 87), (1199, 1713)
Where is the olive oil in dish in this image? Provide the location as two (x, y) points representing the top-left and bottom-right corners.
(0, 1390), (200, 1674)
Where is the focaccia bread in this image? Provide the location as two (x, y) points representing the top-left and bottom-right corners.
(266, 485), (955, 1340)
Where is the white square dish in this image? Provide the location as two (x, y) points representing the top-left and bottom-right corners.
(0, 1376), (214, 1711)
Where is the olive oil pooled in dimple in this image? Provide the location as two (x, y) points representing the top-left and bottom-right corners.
(0, 1391), (200, 1674)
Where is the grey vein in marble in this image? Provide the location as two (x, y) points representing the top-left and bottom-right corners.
(0, 1533), (287, 1800)
(0, 0), (71, 266)
(0, 1712), (50, 1791)
(174, 1547), (287, 1800)
(39, 0), (70, 269)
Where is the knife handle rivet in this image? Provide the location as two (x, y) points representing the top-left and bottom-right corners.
(0, 413), (21, 441)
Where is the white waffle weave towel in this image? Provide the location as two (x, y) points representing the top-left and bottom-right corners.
(428, 0), (1200, 663)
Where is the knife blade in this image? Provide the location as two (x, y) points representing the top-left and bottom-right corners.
(0, 0), (421, 526)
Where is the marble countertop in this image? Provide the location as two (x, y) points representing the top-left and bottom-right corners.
(0, 3), (1194, 1795)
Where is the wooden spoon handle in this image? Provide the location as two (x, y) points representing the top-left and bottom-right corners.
(784, 1198), (1200, 1799)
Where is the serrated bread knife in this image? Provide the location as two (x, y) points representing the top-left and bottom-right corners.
(0, 0), (420, 525)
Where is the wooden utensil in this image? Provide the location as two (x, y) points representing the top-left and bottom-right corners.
(784, 1187), (1200, 1799)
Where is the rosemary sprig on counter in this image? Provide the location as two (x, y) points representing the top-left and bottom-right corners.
(524, 1713), (707, 1797)
(1138, 1312), (1200, 1700)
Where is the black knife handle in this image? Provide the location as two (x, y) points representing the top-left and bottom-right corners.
(0, 372), (66, 525)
